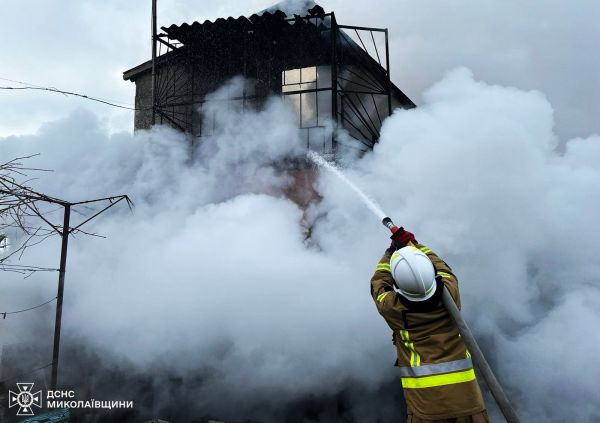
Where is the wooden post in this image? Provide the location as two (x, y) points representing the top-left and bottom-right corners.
(330, 13), (338, 155)
(51, 204), (70, 390)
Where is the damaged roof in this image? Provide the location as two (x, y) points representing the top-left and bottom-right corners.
(123, 2), (328, 81)
(121, 1), (414, 109)
(161, 3), (327, 46)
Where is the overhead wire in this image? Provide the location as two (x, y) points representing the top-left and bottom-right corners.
(1, 296), (57, 319)
(0, 362), (53, 385)
(0, 76), (46, 89)
(0, 76), (134, 104)
(0, 85), (140, 111)
(0, 76), (148, 111)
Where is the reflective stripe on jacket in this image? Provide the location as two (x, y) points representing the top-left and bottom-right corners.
(370, 243), (485, 420)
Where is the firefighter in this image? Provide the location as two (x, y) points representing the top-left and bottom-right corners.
(370, 227), (489, 422)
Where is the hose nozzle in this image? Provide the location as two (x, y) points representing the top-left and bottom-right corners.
(382, 217), (398, 234)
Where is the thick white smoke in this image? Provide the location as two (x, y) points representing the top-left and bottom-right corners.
(1, 69), (599, 421)
(315, 68), (600, 421)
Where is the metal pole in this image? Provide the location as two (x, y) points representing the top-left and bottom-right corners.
(330, 13), (338, 154)
(151, 0), (157, 125)
(384, 28), (392, 116)
(51, 204), (71, 390)
(442, 287), (522, 423)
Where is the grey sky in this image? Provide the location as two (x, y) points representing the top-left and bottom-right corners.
(1, 0), (599, 140)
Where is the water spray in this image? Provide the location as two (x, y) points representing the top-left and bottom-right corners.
(309, 151), (521, 423)
(307, 150), (386, 221)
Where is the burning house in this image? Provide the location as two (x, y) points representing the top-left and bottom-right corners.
(122, 1), (415, 158)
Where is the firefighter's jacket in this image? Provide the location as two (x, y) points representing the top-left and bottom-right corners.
(370, 243), (485, 420)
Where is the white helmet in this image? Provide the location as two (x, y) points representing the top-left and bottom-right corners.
(390, 246), (437, 301)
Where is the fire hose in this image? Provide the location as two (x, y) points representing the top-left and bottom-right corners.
(382, 217), (522, 423)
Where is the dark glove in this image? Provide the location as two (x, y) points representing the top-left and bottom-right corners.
(390, 227), (417, 250)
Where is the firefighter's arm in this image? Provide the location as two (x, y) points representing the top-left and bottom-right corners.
(370, 248), (396, 310)
(413, 242), (462, 309)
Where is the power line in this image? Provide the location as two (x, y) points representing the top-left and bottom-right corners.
(0, 76), (136, 107)
(0, 264), (59, 277)
(0, 75), (147, 111)
(1, 296), (57, 319)
(0, 76), (45, 88)
(0, 362), (53, 385)
(0, 76), (136, 106)
(0, 85), (141, 111)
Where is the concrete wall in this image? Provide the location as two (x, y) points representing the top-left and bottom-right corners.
(133, 72), (153, 131)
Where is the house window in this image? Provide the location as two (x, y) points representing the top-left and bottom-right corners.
(282, 66), (332, 152)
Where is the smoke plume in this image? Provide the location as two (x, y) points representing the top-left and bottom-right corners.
(1, 69), (599, 422)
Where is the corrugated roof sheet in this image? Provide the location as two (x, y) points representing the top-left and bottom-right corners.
(161, 5), (326, 45)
